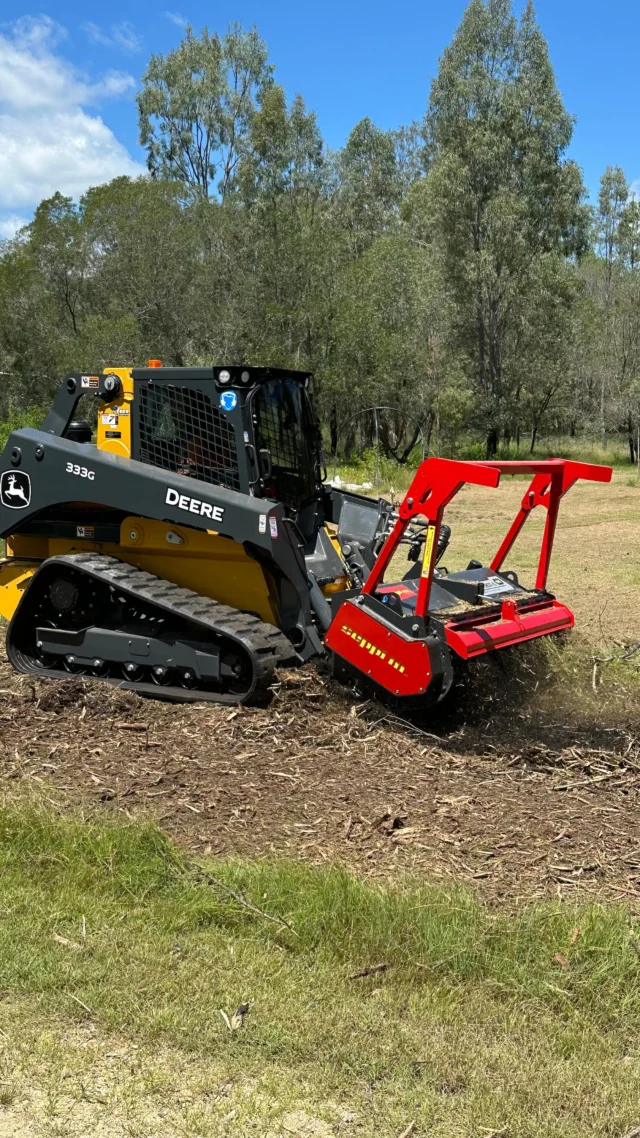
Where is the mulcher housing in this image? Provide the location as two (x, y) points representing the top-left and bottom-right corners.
(0, 364), (612, 705)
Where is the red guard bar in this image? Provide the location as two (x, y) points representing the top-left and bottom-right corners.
(361, 457), (612, 618)
(361, 458), (501, 618)
(483, 460), (612, 590)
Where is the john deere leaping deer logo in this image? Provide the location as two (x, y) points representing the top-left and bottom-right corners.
(0, 470), (31, 509)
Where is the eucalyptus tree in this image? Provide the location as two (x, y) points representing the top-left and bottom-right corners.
(419, 0), (586, 455)
(335, 118), (403, 257)
(137, 23), (273, 200)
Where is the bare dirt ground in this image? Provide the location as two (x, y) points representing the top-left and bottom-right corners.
(1, 471), (639, 906)
(2, 655), (640, 907)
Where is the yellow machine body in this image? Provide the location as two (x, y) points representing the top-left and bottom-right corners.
(0, 560), (40, 622)
(0, 517), (280, 627)
(96, 367), (134, 457)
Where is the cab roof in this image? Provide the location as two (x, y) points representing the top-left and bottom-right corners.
(131, 365), (312, 385)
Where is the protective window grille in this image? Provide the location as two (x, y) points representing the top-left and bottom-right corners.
(138, 384), (240, 491)
(253, 380), (317, 511)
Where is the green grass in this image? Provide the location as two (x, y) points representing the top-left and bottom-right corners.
(525, 634), (640, 728)
(0, 800), (639, 1135)
(453, 434), (631, 467)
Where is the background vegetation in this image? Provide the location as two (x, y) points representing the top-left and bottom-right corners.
(1, 0), (639, 464)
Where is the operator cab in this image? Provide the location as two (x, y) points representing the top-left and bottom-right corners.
(130, 365), (325, 536)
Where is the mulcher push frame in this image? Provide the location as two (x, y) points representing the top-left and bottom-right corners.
(325, 458), (612, 698)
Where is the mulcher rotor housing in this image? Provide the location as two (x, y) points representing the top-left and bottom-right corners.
(0, 364), (612, 706)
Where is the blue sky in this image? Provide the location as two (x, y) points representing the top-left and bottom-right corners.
(0, 0), (638, 238)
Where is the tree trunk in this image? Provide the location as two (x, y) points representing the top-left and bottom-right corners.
(486, 427), (498, 459)
(383, 422), (422, 465)
(330, 404), (338, 458)
(530, 423), (538, 453)
(397, 424), (421, 464)
(628, 411), (636, 465)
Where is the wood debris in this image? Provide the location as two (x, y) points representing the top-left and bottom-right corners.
(1, 652), (640, 904)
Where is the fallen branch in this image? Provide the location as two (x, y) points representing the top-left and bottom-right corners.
(605, 884), (640, 900)
(349, 963), (388, 980)
(593, 642), (640, 666)
(553, 771), (622, 792)
(194, 868), (297, 935)
(68, 992), (94, 1014)
(397, 1123), (416, 1138)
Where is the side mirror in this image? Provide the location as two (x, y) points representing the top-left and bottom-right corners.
(258, 448), (272, 479)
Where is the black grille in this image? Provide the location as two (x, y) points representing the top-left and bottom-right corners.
(253, 379), (318, 511)
(138, 384), (240, 491)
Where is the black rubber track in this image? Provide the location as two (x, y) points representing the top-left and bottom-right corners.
(7, 552), (299, 705)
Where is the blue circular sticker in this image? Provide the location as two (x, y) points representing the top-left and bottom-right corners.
(220, 390), (238, 412)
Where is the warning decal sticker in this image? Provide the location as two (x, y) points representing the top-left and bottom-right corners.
(421, 525), (437, 577)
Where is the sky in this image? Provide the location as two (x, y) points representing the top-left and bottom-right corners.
(0, 0), (638, 239)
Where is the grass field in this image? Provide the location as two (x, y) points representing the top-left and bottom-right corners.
(332, 434), (638, 488)
(0, 803), (639, 1137)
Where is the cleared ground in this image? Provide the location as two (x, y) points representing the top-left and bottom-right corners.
(1, 658), (640, 907)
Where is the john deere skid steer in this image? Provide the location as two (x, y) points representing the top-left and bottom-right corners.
(0, 364), (612, 705)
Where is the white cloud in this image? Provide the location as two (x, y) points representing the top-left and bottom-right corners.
(0, 18), (134, 109)
(165, 11), (188, 28)
(82, 21), (111, 47)
(0, 214), (29, 240)
(100, 72), (136, 98)
(82, 21), (143, 53)
(0, 16), (145, 212)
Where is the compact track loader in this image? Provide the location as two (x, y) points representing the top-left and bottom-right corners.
(0, 364), (612, 705)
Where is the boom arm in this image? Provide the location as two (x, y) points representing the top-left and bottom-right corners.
(42, 373), (122, 436)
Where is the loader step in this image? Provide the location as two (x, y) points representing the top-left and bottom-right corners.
(6, 553), (299, 705)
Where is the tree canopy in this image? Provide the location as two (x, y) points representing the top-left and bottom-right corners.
(1, 2), (638, 463)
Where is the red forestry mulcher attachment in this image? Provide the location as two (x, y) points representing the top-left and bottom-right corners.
(326, 457), (612, 703)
